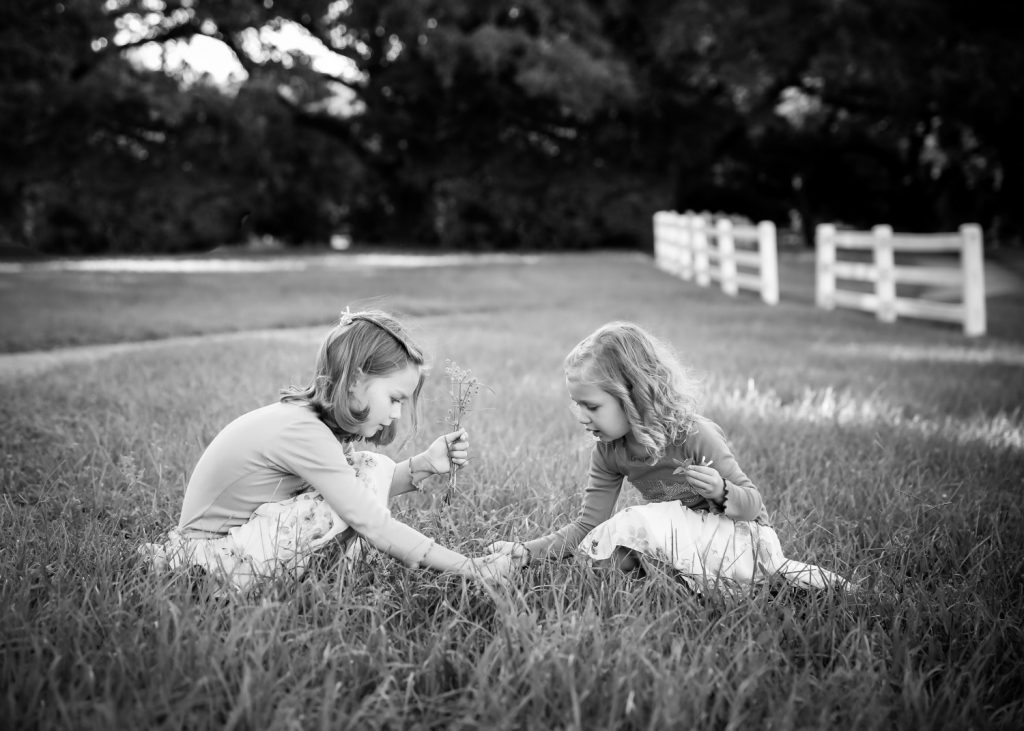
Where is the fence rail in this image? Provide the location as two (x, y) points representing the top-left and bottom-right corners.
(653, 211), (779, 305)
(815, 223), (986, 336)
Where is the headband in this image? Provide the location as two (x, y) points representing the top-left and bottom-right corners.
(338, 308), (420, 357)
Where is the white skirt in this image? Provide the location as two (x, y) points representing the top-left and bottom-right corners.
(139, 452), (395, 593)
(580, 502), (849, 593)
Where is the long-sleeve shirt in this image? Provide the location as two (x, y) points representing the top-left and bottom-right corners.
(177, 401), (433, 565)
(524, 416), (770, 559)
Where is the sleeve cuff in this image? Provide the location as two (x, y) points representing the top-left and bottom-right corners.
(404, 538), (435, 567)
(409, 452), (434, 490)
(721, 481), (762, 522)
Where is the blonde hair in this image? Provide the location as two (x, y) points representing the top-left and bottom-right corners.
(564, 321), (700, 461)
(281, 309), (425, 445)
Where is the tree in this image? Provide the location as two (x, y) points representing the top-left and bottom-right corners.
(3, 0), (1021, 252)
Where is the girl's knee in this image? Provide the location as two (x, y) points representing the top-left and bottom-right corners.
(350, 451), (396, 471)
(349, 451), (396, 501)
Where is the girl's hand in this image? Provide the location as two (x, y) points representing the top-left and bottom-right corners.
(485, 540), (531, 567)
(467, 555), (515, 583)
(421, 429), (469, 475)
(685, 464), (727, 503)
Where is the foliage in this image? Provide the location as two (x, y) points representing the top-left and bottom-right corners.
(2, 0), (1022, 252)
(0, 0), (362, 253)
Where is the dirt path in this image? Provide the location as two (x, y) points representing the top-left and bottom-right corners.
(3, 254), (1020, 380)
(0, 326), (325, 381)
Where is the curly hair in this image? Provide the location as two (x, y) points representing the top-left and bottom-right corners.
(281, 309), (425, 445)
(564, 321), (701, 461)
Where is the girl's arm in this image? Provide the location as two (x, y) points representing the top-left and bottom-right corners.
(718, 480), (763, 521)
(520, 481), (621, 559)
(418, 540), (514, 581)
(389, 429), (468, 498)
(685, 419), (766, 522)
(343, 510), (510, 581)
(505, 446), (624, 562)
(389, 454), (434, 498)
(317, 474), (511, 581)
(280, 421), (508, 581)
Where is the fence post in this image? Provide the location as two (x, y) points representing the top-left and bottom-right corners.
(758, 220), (779, 305)
(960, 223), (987, 337)
(873, 224), (896, 322)
(666, 212), (681, 277)
(693, 214), (710, 287)
(815, 224), (836, 309)
(717, 218), (737, 296)
(677, 213), (693, 280)
(653, 212), (668, 272)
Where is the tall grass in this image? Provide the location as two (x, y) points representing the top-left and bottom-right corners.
(2, 253), (1023, 729)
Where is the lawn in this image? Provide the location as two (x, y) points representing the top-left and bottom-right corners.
(2, 251), (1022, 729)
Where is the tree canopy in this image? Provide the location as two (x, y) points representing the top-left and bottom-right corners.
(2, 0), (1021, 253)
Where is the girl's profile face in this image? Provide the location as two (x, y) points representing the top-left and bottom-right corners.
(350, 363), (420, 438)
(566, 374), (631, 443)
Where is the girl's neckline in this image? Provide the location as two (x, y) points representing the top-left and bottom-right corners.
(622, 437), (649, 462)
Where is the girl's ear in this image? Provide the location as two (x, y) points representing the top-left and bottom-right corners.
(348, 368), (366, 393)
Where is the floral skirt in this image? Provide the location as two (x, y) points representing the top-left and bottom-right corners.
(139, 452), (395, 593)
(580, 502), (849, 592)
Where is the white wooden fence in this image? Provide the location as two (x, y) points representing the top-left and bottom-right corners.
(815, 223), (986, 336)
(653, 211), (779, 305)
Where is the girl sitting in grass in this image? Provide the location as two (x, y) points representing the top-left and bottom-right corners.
(141, 309), (515, 592)
(487, 321), (849, 593)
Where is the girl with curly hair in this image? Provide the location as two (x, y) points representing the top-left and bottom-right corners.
(488, 321), (848, 592)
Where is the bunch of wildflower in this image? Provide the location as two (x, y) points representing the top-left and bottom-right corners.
(442, 359), (482, 506)
(444, 360), (482, 430)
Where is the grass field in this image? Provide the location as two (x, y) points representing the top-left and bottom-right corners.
(2, 251), (1023, 729)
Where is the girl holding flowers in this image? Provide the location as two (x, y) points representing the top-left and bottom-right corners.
(487, 321), (849, 592)
(141, 309), (515, 592)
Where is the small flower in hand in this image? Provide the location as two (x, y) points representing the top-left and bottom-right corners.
(442, 359), (484, 507)
(673, 456), (713, 474)
(680, 456), (724, 502)
(672, 457), (695, 475)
